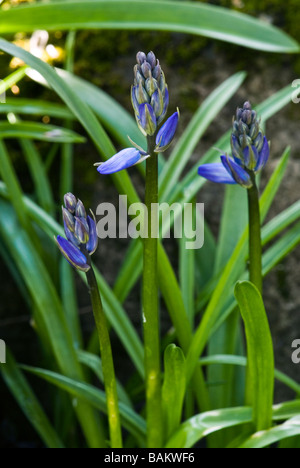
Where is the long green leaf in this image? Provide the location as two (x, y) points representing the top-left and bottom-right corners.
(0, 0), (298, 52)
(199, 354), (300, 395)
(0, 200), (105, 448)
(234, 281), (274, 431)
(76, 350), (133, 408)
(165, 401), (300, 448)
(0, 349), (64, 448)
(162, 345), (186, 441)
(0, 121), (84, 142)
(238, 417), (300, 448)
(0, 98), (74, 119)
(21, 365), (146, 445)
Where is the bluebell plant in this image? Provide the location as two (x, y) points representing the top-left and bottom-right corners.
(198, 102), (270, 188)
(56, 192), (122, 448)
(97, 51), (180, 448)
(199, 101), (270, 294)
(97, 51), (179, 175)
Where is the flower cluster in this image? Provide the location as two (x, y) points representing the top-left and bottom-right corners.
(56, 193), (98, 272)
(198, 101), (270, 188)
(97, 51), (179, 175)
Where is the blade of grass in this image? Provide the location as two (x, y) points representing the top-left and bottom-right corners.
(234, 281), (274, 431)
(0, 0), (298, 52)
(21, 364), (147, 445)
(0, 349), (65, 448)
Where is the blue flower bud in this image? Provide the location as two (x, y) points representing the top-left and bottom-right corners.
(146, 51), (156, 69)
(145, 76), (158, 97)
(136, 82), (150, 105)
(221, 155), (253, 188)
(86, 214), (98, 255)
(141, 61), (152, 78)
(75, 216), (90, 244)
(75, 199), (86, 218)
(56, 236), (90, 272)
(62, 206), (75, 232)
(150, 88), (164, 118)
(139, 103), (157, 136)
(64, 192), (77, 213)
(136, 51), (147, 65)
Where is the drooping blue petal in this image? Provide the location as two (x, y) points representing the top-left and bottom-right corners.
(97, 148), (141, 175)
(255, 136), (270, 172)
(198, 162), (237, 184)
(56, 235), (90, 272)
(155, 111), (179, 151)
(86, 214), (98, 255)
(221, 155), (253, 188)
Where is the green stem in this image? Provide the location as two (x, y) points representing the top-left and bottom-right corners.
(143, 138), (163, 448)
(245, 175), (263, 408)
(86, 265), (123, 448)
(247, 176), (263, 294)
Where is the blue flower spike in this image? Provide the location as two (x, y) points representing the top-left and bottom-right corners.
(198, 101), (270, 188)
(56, 193), (98, 271)
(96, 51), (179, 175)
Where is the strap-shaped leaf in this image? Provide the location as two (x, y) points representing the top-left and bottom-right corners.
(0, 0), (298, 52)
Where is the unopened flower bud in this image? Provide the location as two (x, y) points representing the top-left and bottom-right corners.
(64, 192), (77, 213)
(75, 199), (86, 218)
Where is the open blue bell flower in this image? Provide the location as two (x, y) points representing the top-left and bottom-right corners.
(97, 148), (148, 175)
(155, 111), (179, 153)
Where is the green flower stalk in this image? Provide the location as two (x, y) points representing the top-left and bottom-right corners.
(56, 193), (123, 448)
(96, 51), (179, 448)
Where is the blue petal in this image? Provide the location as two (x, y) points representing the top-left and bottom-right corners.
(86, 215), (98, 255)
(156, 111), (179, 149)
(56, 236), (90, 272)
(255, 136), (270, 172)
(198, 163), (237, 184)
(97, 148), (141, 175)
(221, 155), (252, 188)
